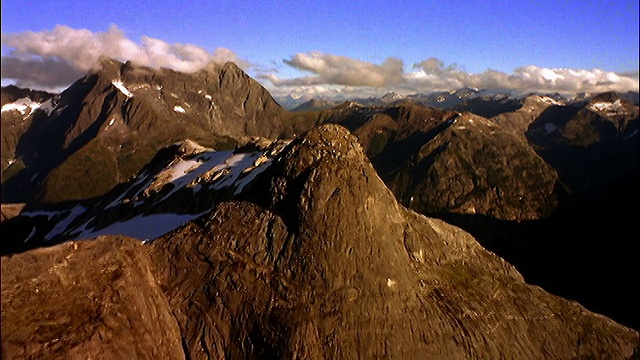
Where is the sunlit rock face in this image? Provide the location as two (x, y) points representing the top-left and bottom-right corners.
(2, 124), (637, 359)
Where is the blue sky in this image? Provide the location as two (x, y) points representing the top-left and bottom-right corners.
(1, 0), (638, 97)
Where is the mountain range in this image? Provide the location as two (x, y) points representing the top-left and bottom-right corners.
(1, 58), (639, 358)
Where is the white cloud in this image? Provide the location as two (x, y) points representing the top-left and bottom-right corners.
(262, 53), (639, 97)
(273, 52), (405, 87)
(2, 26), (638, 98)
(1, 24), (249, 90)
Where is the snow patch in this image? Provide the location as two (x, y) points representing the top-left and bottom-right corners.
(168, 158), (202, 182)
(589, 99), (624, 113)
(39, 99), (57, 115)
(112, 80), (134, 98)
(623, 128), (639, 140)
(44, 141), (289, 244)
(43, 205), (87, 241)
(234, 158), (273, 195)
(534, 95), (562, 105)
(73, 212), (207, 241)
(140, 149), (277, 203)
(104, 171), (151, 209)
(23, 228), (37, 243)
(22, 209), (61, 220)
(1, 97), (41, 115)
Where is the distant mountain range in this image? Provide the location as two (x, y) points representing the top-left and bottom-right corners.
(278, 87), (640, 111)
(1, 59), (638, 357)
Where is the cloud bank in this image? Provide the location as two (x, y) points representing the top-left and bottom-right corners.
(264, 53), (639, 97)
(2, 25), (638, 97)
(266, 52), (404, 87)
(1, 25), (247, 90)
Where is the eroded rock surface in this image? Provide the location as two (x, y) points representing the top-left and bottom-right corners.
(4, 124), (636, 359)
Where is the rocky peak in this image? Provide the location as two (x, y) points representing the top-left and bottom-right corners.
(291, 98), (337, 111)
(91, 56), (126, 81)
(590, 91), (626, 103)
(195, 61), (246, 85)
(148, 123), (637, 358)
(1, 56), (299, 203)
(1, 123), (638, 358)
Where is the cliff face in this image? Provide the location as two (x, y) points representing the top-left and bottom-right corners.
(2, 125), (637, 359)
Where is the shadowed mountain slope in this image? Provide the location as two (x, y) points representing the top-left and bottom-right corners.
(2, 124), (637, 359)
(314, 102), (559, 222)
(1, 59), (294, 203)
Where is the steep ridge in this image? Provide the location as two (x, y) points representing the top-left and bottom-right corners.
(0, 84), (54, 106)
(1, 86), (56, 175)
(314, 100), (638, 329)
(491, 94), (564, 136)
(1, 58), (293, 203)
(2, 124), (637, 359)
(292, 98), (339, 112)
(433, 93), (640, 329)
(452, 94), (523, 118)
(0, 137), (289, 255)
(526, 91), (639, 193)
(321, 102), (559, 221)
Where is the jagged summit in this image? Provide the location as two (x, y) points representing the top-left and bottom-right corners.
(197, 60), (243, 74)
(341, 104), (559, 221)
(1, 56), (296, 203)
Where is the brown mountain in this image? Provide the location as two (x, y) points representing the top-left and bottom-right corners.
(3, 62), (639, 333)
(2, 125), (637, 359)
(313, 99), (639, 329)
(318, 101), (559, 222)
(1, 86), (56, 177)
(491, 94), (564, 136)
(1, 58), (296, 203)
(526, 91), (639, 193)
(441, 92), (640, 330)
(0, 84), (54, 106)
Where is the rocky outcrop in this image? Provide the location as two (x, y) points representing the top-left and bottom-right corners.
(3, 124), (636, 359)
(0, 203), (25, 223)
(1, 237), (185, 359)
